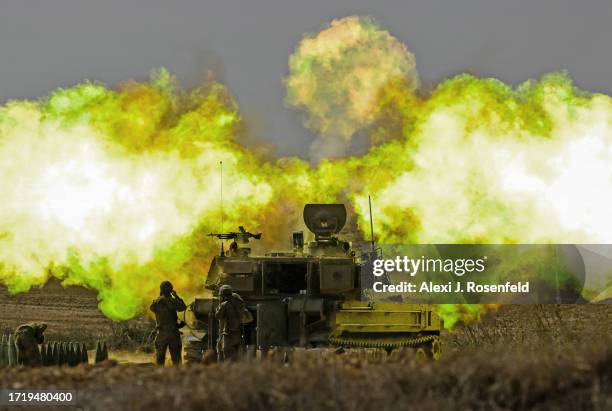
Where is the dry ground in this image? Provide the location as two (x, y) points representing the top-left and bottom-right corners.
(0, 344), (610, 411)
(0, 279), (153, 349)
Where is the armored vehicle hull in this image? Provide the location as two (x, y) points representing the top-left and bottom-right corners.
(185, 204), (442, 361)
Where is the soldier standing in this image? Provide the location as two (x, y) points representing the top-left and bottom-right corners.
(14, 322), (47, 367)
(215, 285), (250, 362)
(150, 281), (186, 365)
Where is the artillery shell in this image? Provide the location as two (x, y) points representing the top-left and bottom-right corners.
(75, 343), (82, 365)
(94, 341), (103, 364)
(101, 342), (108, 361)
(46, 343), (53, 366)
(52, 342), (60, 366)
(80, 343), (88, 364)
(7, 334), (17, 367)
(68, 343), (74, 367)
(40, 343), (46, 366)
(0, 334), (6, 367)
(58, 342), (65, 366)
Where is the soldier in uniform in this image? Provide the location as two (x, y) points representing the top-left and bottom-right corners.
(14, 322), (47, 367)
(215, 285), (249, 362)
(150, 280), (187, 365)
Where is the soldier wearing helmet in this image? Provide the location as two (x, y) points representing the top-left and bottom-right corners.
(150, 280), (187, 365)
(14, 322), (47, 367)
(215, 284), (250, 361)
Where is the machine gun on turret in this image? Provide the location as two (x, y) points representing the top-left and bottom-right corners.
(208, 226), (262, 257)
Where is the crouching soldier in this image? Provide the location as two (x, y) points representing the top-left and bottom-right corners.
(215, 285), (252, 362)
(150, 281), (187, 365)
(15, 322), (47, 367)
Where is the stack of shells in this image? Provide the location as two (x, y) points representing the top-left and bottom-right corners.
(0, 334), (109, 367)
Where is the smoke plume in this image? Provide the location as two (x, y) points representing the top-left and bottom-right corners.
(1, 17), (611, 327)
(285, 16), (419, 142)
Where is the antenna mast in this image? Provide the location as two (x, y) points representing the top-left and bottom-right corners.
(220, 161), (224, 233)
(220, 161), (225, 257)
(368, 195), (375, 251)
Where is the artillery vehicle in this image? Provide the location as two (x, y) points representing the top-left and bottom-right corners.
(185, 204), (442, 361)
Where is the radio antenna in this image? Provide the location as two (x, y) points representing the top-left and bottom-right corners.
(368, 195), (375, 251)
(219, 161), (225, 257)
(220, 161), (224, 233)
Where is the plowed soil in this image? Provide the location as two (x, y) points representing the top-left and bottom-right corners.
(0, 279), (151, 344)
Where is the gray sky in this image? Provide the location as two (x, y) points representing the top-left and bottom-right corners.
(1, 0), (611, 156)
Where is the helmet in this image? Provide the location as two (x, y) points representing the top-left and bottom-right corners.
(219, 284), (233, 298)
(160, 281), (174, 295)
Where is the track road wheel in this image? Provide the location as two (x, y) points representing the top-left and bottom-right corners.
(429, 336), (442, 360)
(415, 347), (427, 360)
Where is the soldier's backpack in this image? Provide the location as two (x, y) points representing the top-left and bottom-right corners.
(231, 294), (253, 324)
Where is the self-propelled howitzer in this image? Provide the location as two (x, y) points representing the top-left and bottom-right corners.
(185, 204), (441, 361)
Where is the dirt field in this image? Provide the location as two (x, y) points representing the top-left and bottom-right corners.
(0, 280), (153, 348)
(1, 282), (611, 410)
